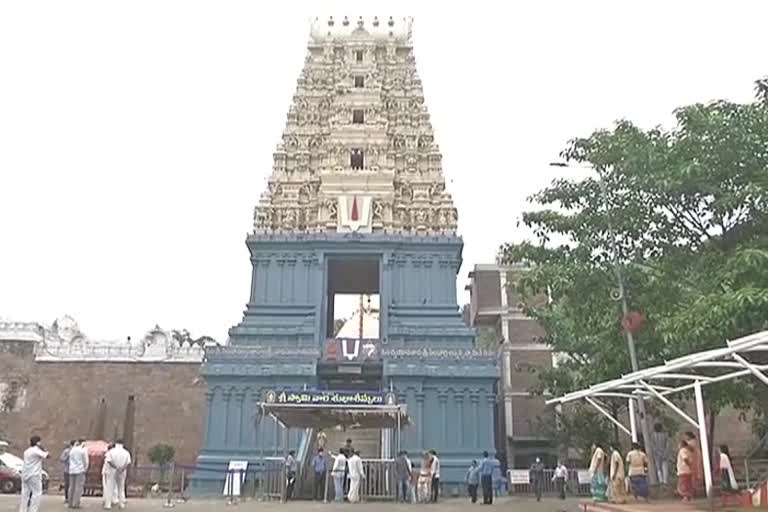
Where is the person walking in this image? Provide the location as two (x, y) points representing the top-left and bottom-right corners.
(284, 450), (297, 501)
(330, 450), (347, 502)
(394, 451), (412, 503)
(588, 443), (607, 502)
(67, 439), (89, 509)
(347, 450), (364, 503)
(316, 429), (327, 451)
(59, 441), (74, 504)
(466, 460), (480, 503)
(719, 445), (738, 494)
(626, 442), (649, 501)
(684, 432), (702, 496)
(429, 450), (440, 503)
(552, 460), (568, 500)
(608, 444), (627, 504)
(529, 457), (545, 501)
(479, 451), (494, 504)
(18, 436), (48, 512)
(312, 448), (327, 501)
(416, 452), (432, 503)
(651, 423), (669, 485)
(676, 440), (694, 502)
(103, 440), (132, 509)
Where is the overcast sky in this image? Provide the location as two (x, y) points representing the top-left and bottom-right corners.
(1, 1), (766, 342)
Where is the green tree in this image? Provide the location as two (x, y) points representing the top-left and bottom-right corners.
(500, 78), (768, 451)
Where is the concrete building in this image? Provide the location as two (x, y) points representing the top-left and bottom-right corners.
(466, 264), (555, 469)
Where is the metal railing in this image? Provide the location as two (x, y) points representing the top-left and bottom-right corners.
(507, 469), (591, 497)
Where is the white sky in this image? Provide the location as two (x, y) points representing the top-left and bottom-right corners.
(1, 1), (766, 342)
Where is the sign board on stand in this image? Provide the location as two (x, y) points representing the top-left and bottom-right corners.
(508, 469), (530, 485)
(577, 470), (591, 485)
(222, 460), (248, 496)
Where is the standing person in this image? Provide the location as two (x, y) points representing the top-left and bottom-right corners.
(491, 456), (503, 497)
(284, 450), (297, 501)
(479, 451), (494, 504)
(465, 460), (480, 503)
(347, 450), (364, 503)
(588, 444), (607, 502)
(19, 436), (48, 512)
(316, 429), (327, 451)
(651, 423), (669, 485)
(552, 460), (568, 500)
(394, 451), (412, 503)
(330, 450), (347, 502)
(719, 445), (738, 494)
(676, 440), (694, 502)
(626, 442), (649, 501)
(68, 439), (89, 509)
(429, 449), (440, 503)
(529, 457), (545, 502)
(104, 439), (132, 509)
(417, 452), (432, 503)
(341, 439), (354, 496)
(312, 448), (327, 501)
(684, 432), (702, 495)
(608, 445), (627, 504)
(59, 441), (74, 504)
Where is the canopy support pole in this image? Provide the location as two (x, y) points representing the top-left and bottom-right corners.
(694, 380), (713, 498)
(585, 397), (631, 437)
(639, 381), (698, 428)
(733, 354), (768, 387)
(628, 397), (638, 443)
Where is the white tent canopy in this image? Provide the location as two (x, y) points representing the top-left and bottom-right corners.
(546, 330), (768, 497)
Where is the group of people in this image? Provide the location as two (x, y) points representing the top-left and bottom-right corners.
(676, 431), (738, 501)
(588, 426), (740, 504)
(285, 437), (366, 503)
(465, 451), (503, 505)
(588, 441), (650, 504)
(59, 438), (133, 509)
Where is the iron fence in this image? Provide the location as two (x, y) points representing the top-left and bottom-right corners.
(507, 468), (591, 497)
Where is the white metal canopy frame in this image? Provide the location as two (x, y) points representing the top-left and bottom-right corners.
(546, 330), (768, 498)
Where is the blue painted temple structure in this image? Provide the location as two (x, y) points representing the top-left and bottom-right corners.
(193, 16), (498, 493)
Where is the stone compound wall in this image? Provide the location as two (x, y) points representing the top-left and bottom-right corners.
(0, 341), (204, 473)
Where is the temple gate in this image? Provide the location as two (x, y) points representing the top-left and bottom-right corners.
(192, 16), (498, 494)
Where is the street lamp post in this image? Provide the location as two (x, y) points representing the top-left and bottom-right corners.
(549, 161), (658, 485)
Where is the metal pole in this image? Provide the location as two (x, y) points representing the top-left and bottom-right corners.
(163, 464), (176, 508)
(694, 380), (713, 498)
(628, 397), (638, 443)
(396, 406), (401, 454)
(598, 171), (658, 485)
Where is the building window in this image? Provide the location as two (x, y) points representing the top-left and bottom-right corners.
(350, 149), (364, 170)
(352, 109), (364, 124)
(355, 50), (363, 63)
(354, 76), (364, 88)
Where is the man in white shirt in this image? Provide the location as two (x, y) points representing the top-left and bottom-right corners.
(429, 450), (440, 503)
(103, 440), (132, 509)
(67, 439), (89, 509)
(19, 436), (48, 512)
(552, 460), (568, 500)
(346, 451), (364, 503)
(330, 451), (347, 502)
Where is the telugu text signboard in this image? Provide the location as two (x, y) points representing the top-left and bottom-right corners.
(264, 389), (395, 406)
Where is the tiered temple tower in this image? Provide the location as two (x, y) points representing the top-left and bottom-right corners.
(195, 16), (498, 491)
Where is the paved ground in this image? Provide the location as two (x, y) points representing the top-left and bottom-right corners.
(0, 495), (724, 511)
(0, 495), (591, 512)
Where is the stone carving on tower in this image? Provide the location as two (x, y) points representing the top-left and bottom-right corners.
(252, 16), (459, 235)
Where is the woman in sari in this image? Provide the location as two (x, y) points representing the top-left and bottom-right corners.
(417, 452), (433, 503)
(589, 444), (607, 502)
(685, 432), (702, 495)
(609, 445), (627, 504)
(719, 445), (738, 494)
(677, 440), (694, 502)
(626, 442), (649, 500)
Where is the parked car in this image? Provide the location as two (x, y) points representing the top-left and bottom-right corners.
(0, 443), (50, 493)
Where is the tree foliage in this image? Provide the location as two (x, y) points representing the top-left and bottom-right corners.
(500, 78), (768, 448)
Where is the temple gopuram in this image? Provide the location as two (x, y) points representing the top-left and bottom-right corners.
(193, 16), (498, 493)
